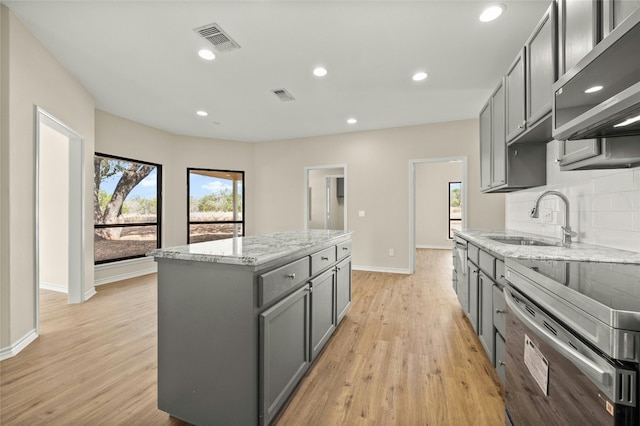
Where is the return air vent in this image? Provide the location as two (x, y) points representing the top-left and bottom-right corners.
(193, 23), (240, 52)
(271, 88), (295, 102)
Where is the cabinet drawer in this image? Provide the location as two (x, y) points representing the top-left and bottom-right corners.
(495, 332), (505, 385)
(259, 257), (310, 307)
(336, 240), (352, 260)
(468, 244), (480, 265)
(493, 285), (506, 337)
(311, 247), (337, 275)
(479, 250), (496, 278)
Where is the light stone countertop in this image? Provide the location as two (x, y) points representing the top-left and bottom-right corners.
(454, 229), (640, 264)
(148, 229), (352, 268)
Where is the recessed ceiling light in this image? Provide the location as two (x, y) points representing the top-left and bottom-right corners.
(313, 67), (328, 77)
(196, 110), (208, 117)
(584, 85), (603, 93)
(198, 49), (215, 60)
(479, 4), (505, 22)
(347, 118), (357, 124)
(412, 72), (428, 81)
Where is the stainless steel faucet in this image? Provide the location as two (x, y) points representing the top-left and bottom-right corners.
(530, 190), (577, 245)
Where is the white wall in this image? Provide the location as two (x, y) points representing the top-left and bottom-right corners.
(1, 5), (95, 355)
(39, 122), (69, 291)
(507, 140), (640, 253)
(415, 161), (463, 249)
(254, 120), (506, 273)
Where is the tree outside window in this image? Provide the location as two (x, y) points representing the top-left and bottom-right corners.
(94, 153), (161, 263)
(449, 182), (462, 239)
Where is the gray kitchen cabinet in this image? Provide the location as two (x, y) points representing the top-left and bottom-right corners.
(336, 256), (352, 324)
(468, 260), (479, 333)
(603, 0), (640, 35)
(526, 4), (557, 130)
(261, 284), (311, 425)
(495, 332), (506, 384)
(478, 272), (495, 365)
(505, 49), (526, 143)
(491, 80), (507, 188)
(479, 100), (492, 191)
(310, 269), (336, 361)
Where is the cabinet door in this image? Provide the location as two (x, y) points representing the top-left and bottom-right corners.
(558, 0), (599, 74)
(336, 257), (352, 324)
(456, 259), (470, 315)
(603, 0), (640, 35)
(467, 261), (479, 333)
(310, 270), (336, 361)
(526, 4), (556, 126)
(478, 272), (495, 364)
(505, 49), (526, 143)
(495, 332), (506, 385)
(260, 285), (311, 425)
(491, 80), (506, 188)
(479, 100), (492, 191)
(559, 138), (601, 165)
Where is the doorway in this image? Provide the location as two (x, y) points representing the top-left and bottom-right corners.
(304, 165), (347, 231)
(409, 157), (466, 274)
(35, 106), (85, 325)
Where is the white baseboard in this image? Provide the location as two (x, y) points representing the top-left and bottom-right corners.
(85, 287), (97, 300)
(0, 329), (38, 361)
(416, 245), (454, 250)
(39, 282), (68, 293)
(352, 265), (411, 275)
(95, 257), (157, 286)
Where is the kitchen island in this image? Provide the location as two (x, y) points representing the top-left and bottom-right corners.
(149, 230), (352, 426)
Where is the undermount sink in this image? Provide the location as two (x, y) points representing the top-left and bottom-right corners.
(488, 236), (561, 247)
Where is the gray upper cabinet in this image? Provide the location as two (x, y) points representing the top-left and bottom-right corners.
(505, 3), (557, 145)
(491, 80), (507, 188)
(558, 0), (599, 74)
(505, 49), (526, 143)
(479, 100), (492, 191)
(603, 0), (640, 36)
(526, 4), (557, 127)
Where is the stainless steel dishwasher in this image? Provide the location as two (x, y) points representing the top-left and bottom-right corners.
(504, 258), (639, 425)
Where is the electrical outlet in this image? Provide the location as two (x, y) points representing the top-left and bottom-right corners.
(388, 248), (395, 256)
(543, 210), (553, 223)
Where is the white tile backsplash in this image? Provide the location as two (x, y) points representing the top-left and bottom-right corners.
(506, 140), (640, 253)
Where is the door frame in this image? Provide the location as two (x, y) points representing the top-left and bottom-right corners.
(35, 106), (86, 330)
(304, 164), (348, 231)
(409, 156), (467, 274)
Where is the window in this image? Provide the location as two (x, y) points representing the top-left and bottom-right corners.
(188, 168), (244, 243)
(94, 153), (161, 264)
(449, 181), (462, 239)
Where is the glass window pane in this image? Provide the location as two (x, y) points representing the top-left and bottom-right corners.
(94, 226), (157, 263)
(189, 170), (243, 223)
(189, 223), (243, 244)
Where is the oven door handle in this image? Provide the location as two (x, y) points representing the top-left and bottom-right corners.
(504, 288), (610, 387)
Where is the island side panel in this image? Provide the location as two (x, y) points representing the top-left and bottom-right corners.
(157, 258), (258, 425)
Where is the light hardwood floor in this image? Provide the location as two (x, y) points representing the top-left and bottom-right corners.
(0, 249), (504, 425)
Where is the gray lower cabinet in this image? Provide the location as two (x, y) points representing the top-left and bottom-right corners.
(478, 272), (495, 365)
(336, 257), (352, 323)
(495, 332), (506, 384)
(468, 260), (479, 332)
(260, 285), (311, 425)
(310, 269), (336, 361)
(493, 285), (506, 384)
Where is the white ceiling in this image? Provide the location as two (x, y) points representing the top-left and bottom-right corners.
(5, 0), (552, 142)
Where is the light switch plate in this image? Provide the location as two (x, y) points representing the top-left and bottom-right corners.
(358, 210), (365, 217)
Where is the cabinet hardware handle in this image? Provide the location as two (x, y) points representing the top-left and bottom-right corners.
(500, 274), (505, 279)
(321, 256), (329, 261)
(286, 273), (296, 280)
(499, 361), (506, 366)
(555, 158), (561, 163)
(342, 247), (349, 250)
(336, 267), (341, 271)
(495, 309), (506, 314)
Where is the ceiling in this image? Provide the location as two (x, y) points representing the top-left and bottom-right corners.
(5, 0), (553, 142)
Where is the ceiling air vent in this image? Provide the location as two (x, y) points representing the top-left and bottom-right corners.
(272, 89), (295, 102)
(194, 23), (240, 52)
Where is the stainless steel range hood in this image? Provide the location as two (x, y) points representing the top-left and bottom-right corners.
(552, 8), (640, 141)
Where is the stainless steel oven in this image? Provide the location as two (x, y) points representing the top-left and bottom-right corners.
(504, 258), (639, 425)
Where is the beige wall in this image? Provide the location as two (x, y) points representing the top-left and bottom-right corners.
(254, 120), (505, 272)
(0, 6), (95, 352)
(415, 161), (463, 249)
(39, 123), (69, 290)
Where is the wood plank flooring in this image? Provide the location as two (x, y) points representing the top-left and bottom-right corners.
(0, 249), (503, 425)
